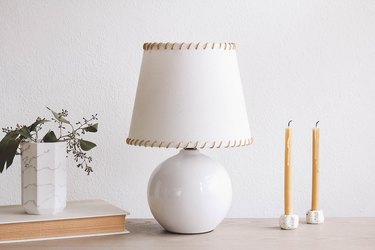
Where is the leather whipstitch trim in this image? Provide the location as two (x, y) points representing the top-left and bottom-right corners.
(126, 137), (253, 149)
(143, 42), (237, 51)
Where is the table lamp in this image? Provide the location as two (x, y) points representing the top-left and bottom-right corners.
(127, 42), (252, 234)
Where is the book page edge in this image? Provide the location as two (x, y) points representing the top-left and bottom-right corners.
(0, 230), (130, 244)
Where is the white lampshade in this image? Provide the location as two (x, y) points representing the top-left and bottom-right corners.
(127, 42), (252, 149)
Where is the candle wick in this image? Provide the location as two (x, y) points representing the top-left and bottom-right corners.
(288, 120), (293, 127)
(316, 121), (320, 128)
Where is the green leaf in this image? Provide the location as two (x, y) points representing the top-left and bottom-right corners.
(0, 141), (8, 173)
(0, 132), (20, 173)
(5, 139), (21, 169)
(0, 131), (19, 143)
(42, 131), (58, 142)
(84, 123), (98, 133)
(28, 118), (49, 132)
(79, 139), (96, 151)
(46, 107), (70, 124)
(18, 126), (32, 139)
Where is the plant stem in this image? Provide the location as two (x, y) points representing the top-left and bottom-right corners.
(59, 121), (63, 139)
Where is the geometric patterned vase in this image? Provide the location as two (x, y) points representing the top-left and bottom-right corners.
(21, 141), (67, 215)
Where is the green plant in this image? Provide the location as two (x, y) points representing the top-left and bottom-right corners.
(0, 107), (98, 175)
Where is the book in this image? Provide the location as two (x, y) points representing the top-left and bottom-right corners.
(0, 199), (129, 243)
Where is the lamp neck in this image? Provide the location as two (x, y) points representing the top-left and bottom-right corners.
(180, 148), (200, 155)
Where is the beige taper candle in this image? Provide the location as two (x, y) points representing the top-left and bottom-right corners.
(312, 122), (320, 210)
(284, 121), (293, 215)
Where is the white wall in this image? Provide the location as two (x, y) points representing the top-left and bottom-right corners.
(1, 0), (375, 218)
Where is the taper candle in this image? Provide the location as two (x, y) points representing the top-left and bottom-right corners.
(284, 120), (293, 215)
(279, 120), (299, 229)
(311, 121), (320, 210)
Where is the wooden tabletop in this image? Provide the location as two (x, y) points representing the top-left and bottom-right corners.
(3, 218), (375, 250)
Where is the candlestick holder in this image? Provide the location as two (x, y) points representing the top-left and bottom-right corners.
(306, 209), (324, 224)
(279, 214), (299, 230)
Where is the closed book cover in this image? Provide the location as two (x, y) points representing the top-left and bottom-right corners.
(0, 199), (129, 243)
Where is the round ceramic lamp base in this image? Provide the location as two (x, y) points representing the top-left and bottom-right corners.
(147, 149), (232, 234)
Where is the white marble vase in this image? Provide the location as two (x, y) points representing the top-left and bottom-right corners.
(21, 142), (67, 215)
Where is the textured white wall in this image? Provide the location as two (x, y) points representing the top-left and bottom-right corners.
(1, 0), (375, 218)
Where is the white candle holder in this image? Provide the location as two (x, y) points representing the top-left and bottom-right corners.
(279, 214), (299, 230)
(306, 209), (324, 224)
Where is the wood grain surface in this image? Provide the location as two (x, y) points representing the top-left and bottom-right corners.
(2, 218), (375, 250)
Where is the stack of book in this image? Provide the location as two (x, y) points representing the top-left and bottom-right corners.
(0, 200), (129, 243)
